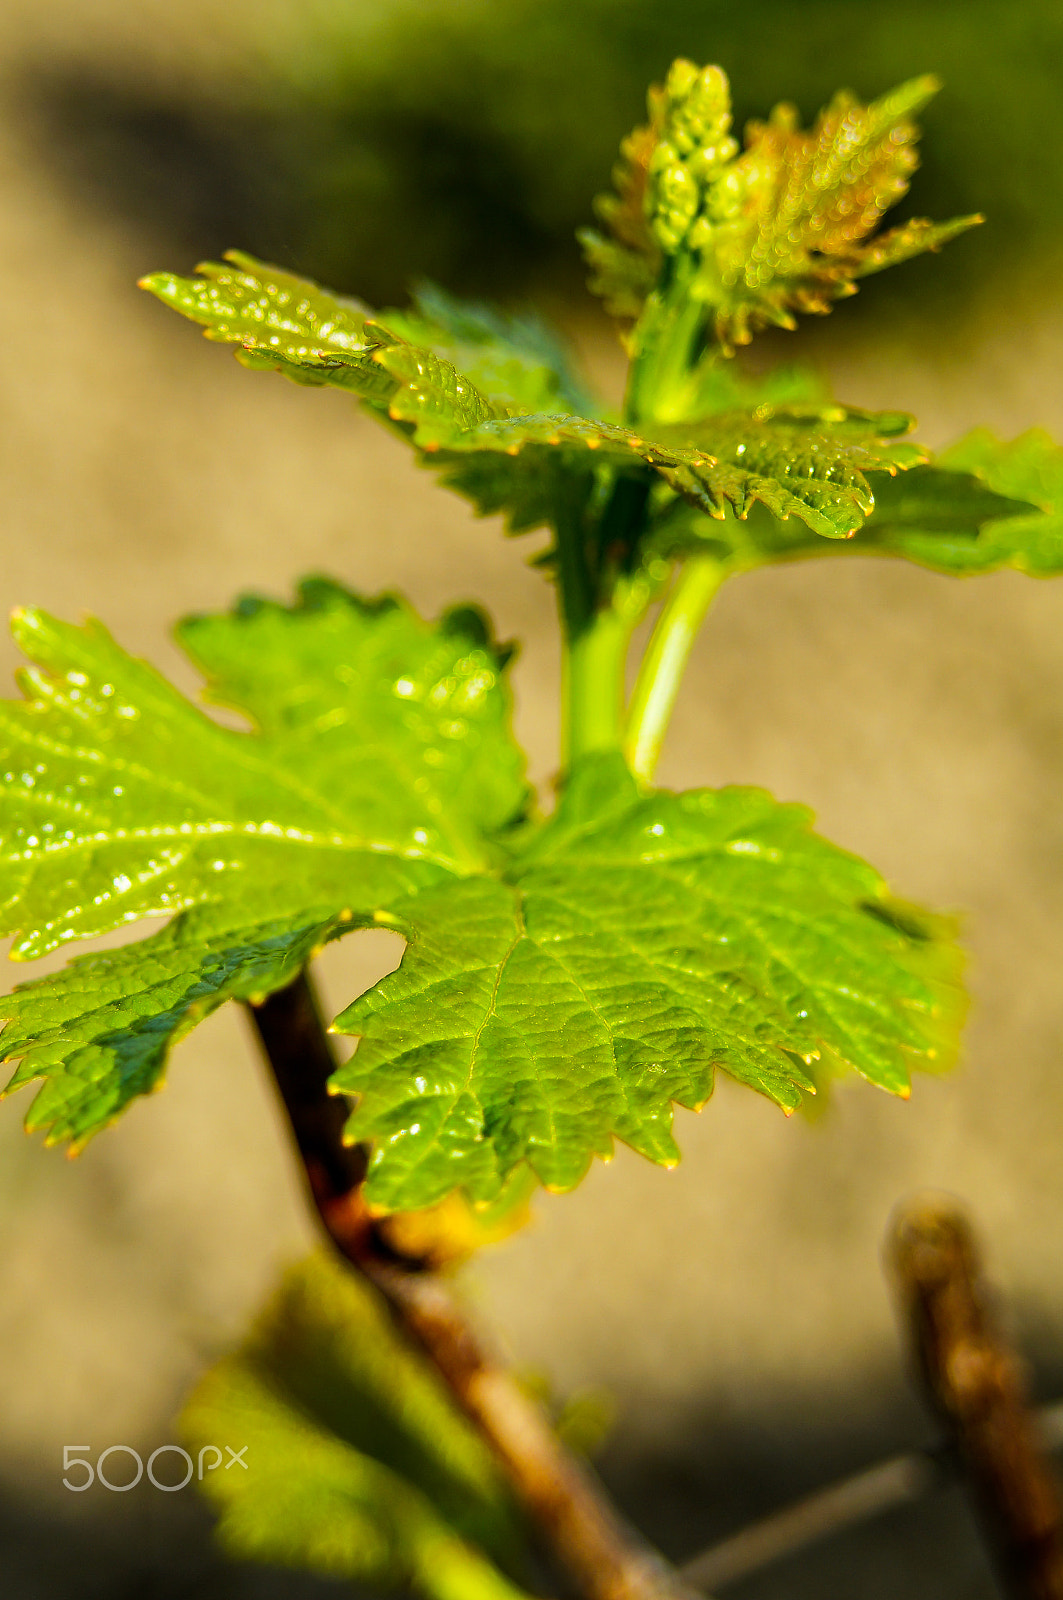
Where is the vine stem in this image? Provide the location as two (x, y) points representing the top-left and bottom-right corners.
(624, 557), (725, 783)
(889, 1197), (1063, 1600)
(247, 974), (701, 1600)
(565, 604), (632, 765)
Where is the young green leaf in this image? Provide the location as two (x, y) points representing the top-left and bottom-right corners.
(654, 405), (925, 536)
(142, 254), (925, 540)
(335, 754), (964, 1213)
(382, 281), (595, 416)
(141, 250), (402, 401)
(182, 1253), (530, 1600)
(0, 584), (525, 1144)
(646, 450), (1052, 576)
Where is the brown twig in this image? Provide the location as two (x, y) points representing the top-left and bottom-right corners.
(679, 1402), (1063, 1593)
(680, 1448), (942, 1591)
(889, 1195), (1063, 1600)
(247, 972), (698, 1600)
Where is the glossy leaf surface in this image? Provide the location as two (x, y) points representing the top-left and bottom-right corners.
(336, 754), (963, 1211)
(649, 452), (1052, 575)
(0, 581), (524, 961)
(143, 255), (924, 538)
(0, 585), (524, 1147)
(1, 603), (962, 1205)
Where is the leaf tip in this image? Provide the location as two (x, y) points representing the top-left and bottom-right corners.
(9, 605), (41, 642)
(138, 272), (178, 301)
(910, 72), (942, 101)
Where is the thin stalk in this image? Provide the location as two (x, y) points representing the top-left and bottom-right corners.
(624, 269), (705, 425)
(565, 605), (632, 766)
(681, 1404), (1063, 1593)
(559, 474), (653, 771)
(247, 976), (700, 1600)
(624, 556), (725, 783)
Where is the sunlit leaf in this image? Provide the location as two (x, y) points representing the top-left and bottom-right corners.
(144, 254), (922, 538)
(335, 754), (963, 1212)
(648, 460), (1044, 573)
(0, 584), (525, 1144)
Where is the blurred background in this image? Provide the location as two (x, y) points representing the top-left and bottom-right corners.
(1, 1), (1062, 1595)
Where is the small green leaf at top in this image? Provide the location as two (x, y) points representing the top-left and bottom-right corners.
(181, 1252), (532, 1600)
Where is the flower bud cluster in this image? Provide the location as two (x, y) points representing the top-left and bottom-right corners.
(646, 61), (744, 257)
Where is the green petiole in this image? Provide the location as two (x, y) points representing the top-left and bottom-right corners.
(624, 554), (726, 783)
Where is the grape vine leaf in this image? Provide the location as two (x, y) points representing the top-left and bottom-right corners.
(142, 254), (927, 538)
(581, 60), (980, 347)
(182, 1252), (530, 1600)
(647, 442), (1056, 577)
(381, 280), (594, 417)
(927, 430), (1063, 574)
(0, 582), (524, 1145)
(1, 599), (962, 1208)
(335, 752), (963, 1212)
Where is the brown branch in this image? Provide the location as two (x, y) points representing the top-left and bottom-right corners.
(889, 1195), (1063, 1600)
(680, 1448), (942, 1591)
(680, 1401), (1063, 1594)
(247, 972), (699, 1600)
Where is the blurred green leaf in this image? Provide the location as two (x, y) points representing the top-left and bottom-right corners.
(182, 1253), (532, 1599)
(383, 281), (595, 415)
(928, 429), (1063, 574)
